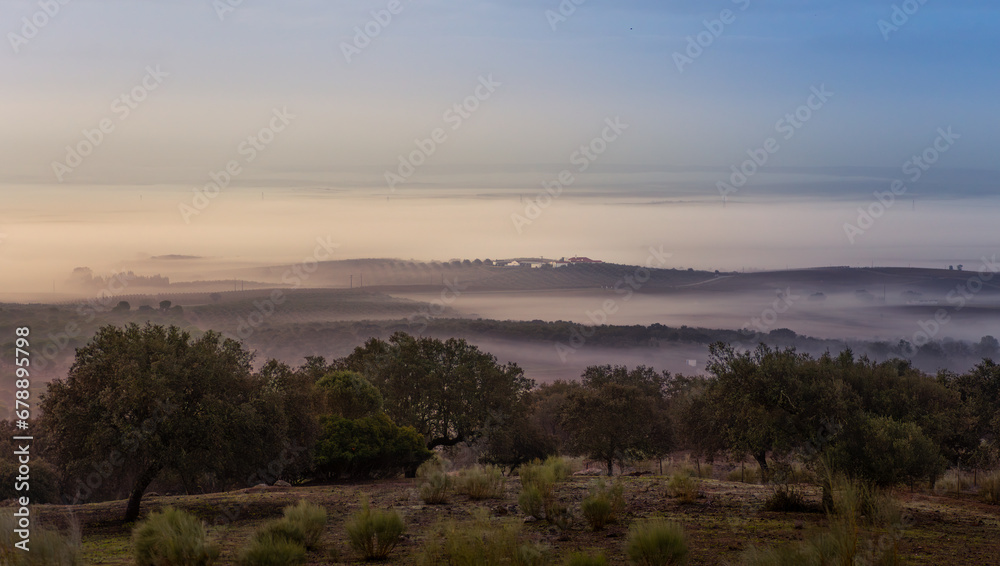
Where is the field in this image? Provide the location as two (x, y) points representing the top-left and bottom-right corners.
(28, 470), (1000, 565)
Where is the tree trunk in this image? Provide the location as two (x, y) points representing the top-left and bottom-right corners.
(606, 458), (614, 477)
(124, 464), (162, 523)
(754, 451), (769, 483)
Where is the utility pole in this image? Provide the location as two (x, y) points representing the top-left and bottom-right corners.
(350, 275), (353, 289)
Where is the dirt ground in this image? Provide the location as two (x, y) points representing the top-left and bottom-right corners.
(25, 475), (1000, 565)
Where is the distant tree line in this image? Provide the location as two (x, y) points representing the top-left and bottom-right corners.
(4, 324), (998, 523)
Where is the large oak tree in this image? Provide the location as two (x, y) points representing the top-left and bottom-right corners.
(39, 324), (286, 522)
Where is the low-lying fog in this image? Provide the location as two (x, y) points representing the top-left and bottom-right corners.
(3, 186), (1000, 298)
(395, 288), (1000, 344)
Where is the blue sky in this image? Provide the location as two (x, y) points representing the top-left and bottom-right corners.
(1, 0), (998, 193)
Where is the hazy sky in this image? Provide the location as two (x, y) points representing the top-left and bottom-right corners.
(2, 0), (998, 189)
(1, 1), (999, 296)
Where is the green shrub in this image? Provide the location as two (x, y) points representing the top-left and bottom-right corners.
(666, 473), (698, 504)
(581, 479), (625, 531)
(517, 460), (570, 527)
(457, 465), (506, 500)
(625, 519), (689, 566)
(981, 471), (1000, 505)
(344, 503), (405, 561)
(518, 485), (545, 519)
(1, 512), (84, 566)
(314, 413), (432, 480)
(133, 507), (220, 566)
(544, 456), (572, 482)
(281, 500), (326, 550)
(238, 533), (306, 566)
(416, 510), (548, 566)
(254, 520), (306, 547)
(420, 471), (451, 504)
(564, 551), (608, 566)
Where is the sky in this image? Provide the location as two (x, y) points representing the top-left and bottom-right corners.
(1, 0), (999, 293)
(2, 0), (998, 187)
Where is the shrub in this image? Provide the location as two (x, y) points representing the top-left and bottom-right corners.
(457, 465), (506, 500)
(133, 507), (220, 566)
(981, 471), (1000, 505)
(666, 473), (699, 504)
(420, 471), (451, 504)
(544, 456), (572, 482)
(344, 503), (405, 561)
(581, 479), (625, 531)
(517, 461), (569, 527)
(763, 484), (811, 513)
(518, 485), (545, 519)
(314, 413), (432, 480)
(255, 520), (306, 547)
(238, 533), (306, 566)
(281, 500), (326, 550)
(1, 513), (84, 566)
(417, 454), (447, 477)
(564, 551), (609, 566)
(416, 510), (549, 566)
(625, 519), (689, 566)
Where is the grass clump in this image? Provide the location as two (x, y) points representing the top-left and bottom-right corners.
(740, 476), (904, 566)
(457, 465), (506, 500)
(344, 503), (406, 561)
(518, 460), (570, 527)
(420, 471), (452, 504)
(281, 500), (326, 550)
(666, 473), (699, 504)
(762, 484), (811, 513)
(133, 507), (219, 566)
(581, 478), (625, 531)
(544, 456), (573, 482)
(417, 509), (548, 566)
(979, 471), (1000, 505)
(625, 518), (689, 565)
(238, 532), (307, 566)
(564, 551), (609, 566)
(1, 513), (85, 566)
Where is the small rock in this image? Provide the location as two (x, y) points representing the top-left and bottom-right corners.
(273, 480), (291, 487)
